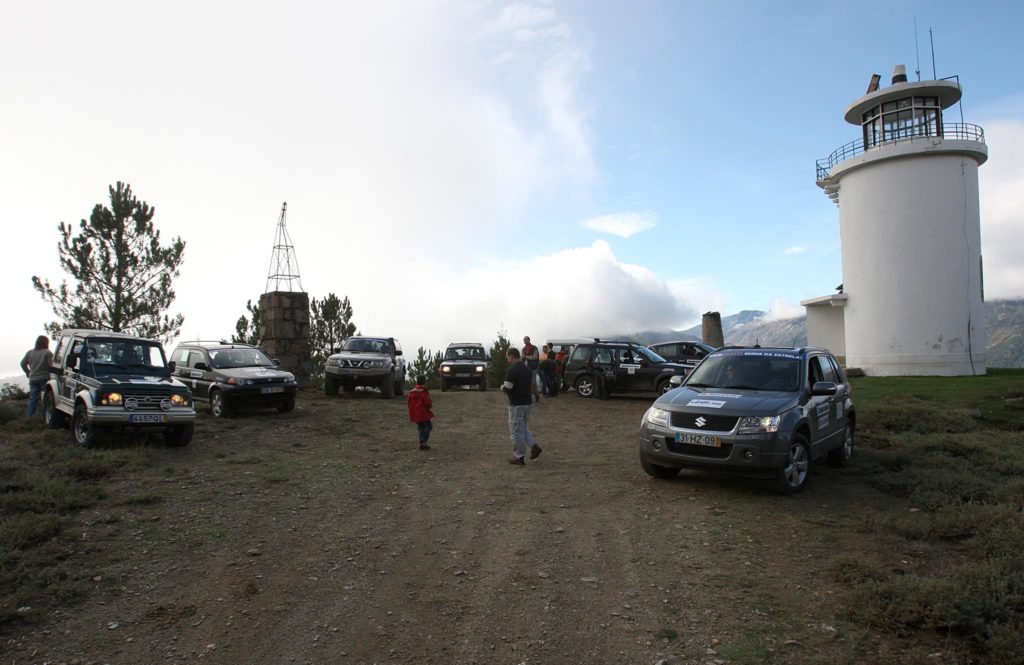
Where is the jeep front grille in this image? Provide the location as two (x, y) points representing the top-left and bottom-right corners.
(670, 413), (738, 432)
(122, 394), (168, 411)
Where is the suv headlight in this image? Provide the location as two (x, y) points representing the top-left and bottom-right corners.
(645, 407), (670, 427)
(475, 365), (485, 373)
(98, 392), (123, 406)
(737, 415), (781, 434)
(327, 357), (340, 366)
(170, 393), (190, 407)
(441, 366), (451, 373)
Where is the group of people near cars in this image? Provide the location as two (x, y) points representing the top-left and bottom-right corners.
(521, 335), (571, 401)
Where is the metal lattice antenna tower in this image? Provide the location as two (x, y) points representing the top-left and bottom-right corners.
(265, 202), (304, 293)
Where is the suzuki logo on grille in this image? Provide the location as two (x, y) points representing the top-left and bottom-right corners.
(695, 416), (707, 428)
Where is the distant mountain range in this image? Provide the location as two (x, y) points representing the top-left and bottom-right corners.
(618, 299), (1024, 368)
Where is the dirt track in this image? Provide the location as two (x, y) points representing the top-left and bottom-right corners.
(5, 388), (945, 664)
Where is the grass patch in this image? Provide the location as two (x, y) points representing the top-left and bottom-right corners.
(0, 423), (149, 629)
(839, 369), (1024, 661)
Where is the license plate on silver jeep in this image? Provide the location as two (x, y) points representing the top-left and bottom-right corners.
(129, 414), (167, 424)
(675, 432), (721, 447)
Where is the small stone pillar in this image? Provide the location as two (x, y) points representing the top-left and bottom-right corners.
(702, 311), (725, 348)
(258, 291), (312, 388)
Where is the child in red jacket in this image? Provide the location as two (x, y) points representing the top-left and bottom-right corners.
(406, 375), (434, 450)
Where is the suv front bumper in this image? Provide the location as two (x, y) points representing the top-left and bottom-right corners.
(88, 405), (197, 428)
(639, 420), (793, 476)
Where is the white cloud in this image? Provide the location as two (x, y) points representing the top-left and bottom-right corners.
(388, 241), (697, 350)
(581, 211), (657, 238)
(980, 119), (1024, 299)
(764, 298), (805, 322)
(783, 245), (807, 255)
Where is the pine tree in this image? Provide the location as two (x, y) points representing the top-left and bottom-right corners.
(408, 347), (436, 388)
(488, 328), (512, 388)
(232, 300), (261, 346)
(309, 293), (357, 377)
(32, 182), (186, 341)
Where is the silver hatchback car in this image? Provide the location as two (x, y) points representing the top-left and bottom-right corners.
(639, 347), (855, 494)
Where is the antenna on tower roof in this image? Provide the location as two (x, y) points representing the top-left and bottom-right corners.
(913, 15), (922, 81)
(929, 27), (937, 79)
(265, 202), (304, 293)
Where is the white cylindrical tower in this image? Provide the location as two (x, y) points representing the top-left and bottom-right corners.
(816, 66), (988, 376)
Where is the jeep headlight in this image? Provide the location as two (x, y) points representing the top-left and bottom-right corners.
(226, 377), (251, 386)
(441, 366), (451, 373)
(737, 415), (781, 434)
(284, 373), (295, 382)
(475, 365), (484, 373)
(170, 393), (189, 407)
(99, 392), (122, 406)
(645, 407), (669, 427)
(327, 357), (340, 366)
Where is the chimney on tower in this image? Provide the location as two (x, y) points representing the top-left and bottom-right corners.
(891, 64), (908, 85)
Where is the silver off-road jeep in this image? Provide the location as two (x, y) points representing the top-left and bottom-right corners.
(323, 336), (406, 399)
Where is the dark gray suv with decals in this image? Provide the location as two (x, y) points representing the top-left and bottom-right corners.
(324, 336), (406, 399)
(170, 341), (298, 417)
(43, 329), (196, 447)
(639, 347), (854, 494)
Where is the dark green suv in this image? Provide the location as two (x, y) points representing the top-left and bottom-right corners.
(562, 340), (690, 398)
(43, 329), (196, 447)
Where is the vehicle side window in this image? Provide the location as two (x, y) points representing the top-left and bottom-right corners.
(657, 344), (675, 358)
(813, 356), (835, 383)
(808, 357), (824, 385)
(171, 348), (188, 365)
(53, 336), (69, 367)
(828, 356), (847, 384)
(617, 348), (635, 364)
(592, 347), (613, 364)
(570, 345), (590, 363)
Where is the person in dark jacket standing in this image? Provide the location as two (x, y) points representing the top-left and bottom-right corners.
(521, 336), (541, 403)
(406, 375), (434, 450)
(21, 335), (53, 418)
(502, 347), (542, 465)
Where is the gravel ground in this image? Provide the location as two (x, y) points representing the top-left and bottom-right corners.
(3, 388), (958, 665)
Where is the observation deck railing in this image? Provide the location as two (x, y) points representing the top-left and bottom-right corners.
(816, 123), (985, 181)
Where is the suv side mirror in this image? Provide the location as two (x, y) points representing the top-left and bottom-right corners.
(272, 358), (280, 366)
(194, 362), (210, 372)
(395, 349), (403, 357)
(811, 381), (838, 396)
(669, 375), (685, 388)
(167, 361), (176, 372)
(66, 355), (77, 369)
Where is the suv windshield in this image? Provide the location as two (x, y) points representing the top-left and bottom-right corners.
(209, 348), (275, 369)
(686, 351), (802, 392)
(341, 338), (390, 354)
(445, 347), (485, 361)
(78, 339), (168, 373)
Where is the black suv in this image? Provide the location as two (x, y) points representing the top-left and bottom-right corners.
(43, 329), (196, 447)
(648, 340), (716, 366)
(562, 340), (690, 398)
(439, 343), (489, 391)
(170, 341), (298, 417)
(639, 347), (854, 494)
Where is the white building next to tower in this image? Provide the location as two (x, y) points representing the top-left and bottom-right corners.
(803, 65), (988, 376)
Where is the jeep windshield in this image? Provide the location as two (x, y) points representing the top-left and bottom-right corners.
(78, 339), (168, 374)
(341, 338), (390, 354)
(210, 348), (275, 369)
(685, 351), (801, 392)
(445, 347), (485, 361)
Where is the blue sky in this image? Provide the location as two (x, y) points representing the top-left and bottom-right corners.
(2, 0), (1022, 376)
